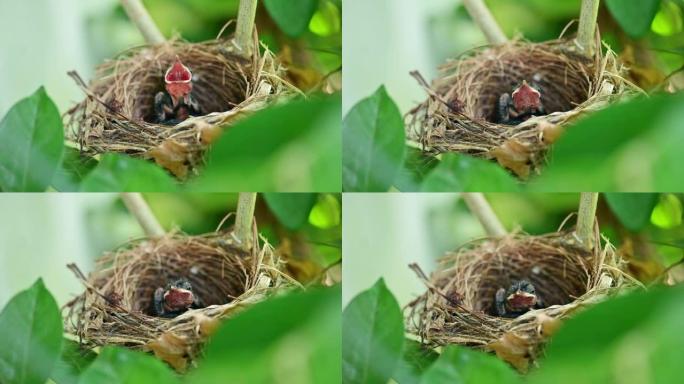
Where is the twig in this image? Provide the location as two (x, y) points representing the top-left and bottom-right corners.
(235, 193), (257, 250)
(576, 0), (600, 56)
(120, 193), (165, 238)
(575, 192), (599, 250)
(235, 0), (258, 57)
(120, 0), (166, 45)
(461, 193), (507, 237)
(462, 0), (508, 45)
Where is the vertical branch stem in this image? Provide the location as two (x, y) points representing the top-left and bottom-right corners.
(235, 193), (257, 249)
(120, 0), (165, 44)
(462, 0), (508, 45)
(461, 193), (507, 237)
(576, 0), (600, 56)
(120, 193), (165, 238)
(235, 0), (258, 57)
(576, 192), (599, 249)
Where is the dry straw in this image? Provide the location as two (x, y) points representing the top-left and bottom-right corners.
(407, 225), (638, 372)
(66, 33), (298, 179)
(63, 227), (295, 372)
(407, 35), (638, 178)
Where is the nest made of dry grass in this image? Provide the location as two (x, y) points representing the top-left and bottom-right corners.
(407, 227), (637, 371)
(63, 228), (295, 372)
(407, 36), (638, 178)
(66, 33), (299, 179)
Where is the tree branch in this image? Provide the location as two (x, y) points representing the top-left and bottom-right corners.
(461, 193), (507, 237)
(120, 193), (165, 238)
(120, 0), (166, 45)
(235, 0), (258, 57)
(576, 192), (599, 249)
(576, 0), (600, 56)
(235, 193), (257, 250)
(462, 0), (508, 45)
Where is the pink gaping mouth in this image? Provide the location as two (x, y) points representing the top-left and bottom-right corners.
(507, 291), (537, 310)
(164, 288), (194, 310)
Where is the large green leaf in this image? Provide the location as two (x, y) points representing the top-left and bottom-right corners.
(343, 279), (404, 384)
(532, 92), (684, 191)
(51, 340), (97, 384)
(187, 286), (341, 384)
(394, 147), (440, 192)
(80, 154), (178, 192)
(190, 94), (341, 192)
(605, 193), (659, 231)
(529, 285), (684, 384)
(78, 347), (179, 384)
(0, 87), (64, 192)
(420, 346), (522, 384)
(263, 193), (318, 230)
(0, 279), (63, 384)
(606, 0), (661, 38)
(52, 147), (98, 192)
(421, 154), (520, 192)
(343, 86), (406, 192)
(263, 0), (319, 37)
(392, 340), (439, 384)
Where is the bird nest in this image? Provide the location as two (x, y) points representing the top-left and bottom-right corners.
(407, 228), (636, 372)
(407, 37), (636, 178)
(63, 228), (294, 372)
(66, 34), (297, 179)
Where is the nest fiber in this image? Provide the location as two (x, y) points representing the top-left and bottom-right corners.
(66, 36), (296, 178)
(63, 230), (291, 371)
(408, 38), (634, 178)
(407, 229), (632, 371)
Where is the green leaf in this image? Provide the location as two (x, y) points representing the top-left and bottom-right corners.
(420, 346), (522, 384)
(188, 286), (341, 384)
(78, 347), (179, 384)
(392, 340), (438, 384)
(604, 193), (659, 231)
(80, 154), (178, 192)
(0, 87), (64, 192)
(421, 154), (520, 192)
(531, 92), (684, 191)
(343, 279), (404, 384)
(51, 340), (97, 384)
(0, 279), (63, 384)
(190, 94), (341, 192)
(343, 86), (406, 192)
(52, 147), (98, 192)
(394, 147), (440, 192)
(529, 285), (684, 384)
(263, 0), (319, 37)
(264, 193), (318, 230)
(606, 0), (661, 38)
(651, 194), (683, 229)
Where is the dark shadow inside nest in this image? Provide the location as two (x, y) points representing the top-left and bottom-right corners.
(133, 54), (252, 124)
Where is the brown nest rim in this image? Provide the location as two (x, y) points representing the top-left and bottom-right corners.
(407, 36), (641, 178)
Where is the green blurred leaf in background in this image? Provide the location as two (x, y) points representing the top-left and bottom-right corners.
(51, 340), (97, 384)
(0, 87), (64, 192)
(0, 279), (63, 384)
(392, 340), (439, 384)
(191, 94), (341, 192)
(80, 154), (178, 192)
(342, 278), (404, 384)
(606, 0), (662, 38)
(78, 347), (179, 384)
(264, 192), (318, 230)
(420, 346), (522, 384)
(343, 86), (405, 192)
(188, 286), (341, 384)
(421, 154), (520, 192)
(264, 0), (319, 37)
(52, 147), (98, 192)
(605, 193), (659, 231)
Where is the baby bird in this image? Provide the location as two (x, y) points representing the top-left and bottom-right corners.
(153, 278), (200, 318)
(154, 56), (201, 125)
(494, 279), (542, 318)
(497, 80), (545, 125)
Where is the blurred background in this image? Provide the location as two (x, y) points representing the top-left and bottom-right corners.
(343, 0), (684, 114)
(0, 0), (341, 116)
(0, 193), (342, 309)
(342, 193), (684, 307)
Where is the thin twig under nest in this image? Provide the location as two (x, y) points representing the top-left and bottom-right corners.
(66, 33), (299, 179)
(63, 227), (296, 372)
(407, 226), (639, 372)
(407, 36), (640, 178)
